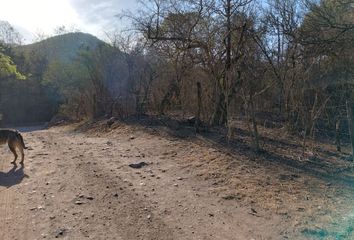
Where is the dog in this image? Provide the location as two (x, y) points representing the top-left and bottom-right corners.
(0, 129), (27, 165)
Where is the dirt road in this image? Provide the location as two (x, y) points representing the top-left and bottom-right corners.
(0, 124), (287, 240)
(2, 121), (354, 240)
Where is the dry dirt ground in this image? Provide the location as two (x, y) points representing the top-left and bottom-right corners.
(1, 119), (354, 240)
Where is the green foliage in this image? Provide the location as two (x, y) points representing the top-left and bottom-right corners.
(41, 41), (125, 119)
(43, 60), (90, 98)
(18, 32), (102, 65)
(41, 60), (90, 119)
(0, 32), (105, 124)
(0, 50), (25, 80)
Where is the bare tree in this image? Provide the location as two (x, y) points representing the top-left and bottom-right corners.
(0, 21), (23, 45)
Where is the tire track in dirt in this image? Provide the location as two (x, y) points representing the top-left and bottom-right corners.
(57, 132), (175, 240)
(0, 145), (29, 240)
(5, 127), (176, 240)
(67, 126), (284, 240)
(0, 176), (14, 240)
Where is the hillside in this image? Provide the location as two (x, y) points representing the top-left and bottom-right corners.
(16, 32), (108, 64)
(0, 32), (117, 125)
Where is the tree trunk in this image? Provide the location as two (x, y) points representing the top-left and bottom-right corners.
(335, 118), (341, 152)
(195, 82), (202, 133)
(210, 0), (232, 127)
(346, 101), (354, 161)
(249, 95), (260, 152)
(159, 82), (180, 115)
(92, 94), (96, 118)
(211, 92), (227, 126)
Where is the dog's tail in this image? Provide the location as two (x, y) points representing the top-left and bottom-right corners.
(17, 131), (28, 149)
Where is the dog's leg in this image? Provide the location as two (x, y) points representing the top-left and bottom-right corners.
(19, 147), (24, 165)
(8, 143), (18, 164)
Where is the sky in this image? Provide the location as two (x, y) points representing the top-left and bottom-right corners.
(0, 0), (138, 43)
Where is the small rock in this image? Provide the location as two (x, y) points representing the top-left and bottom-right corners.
(75, 201), (84, 205)
(113, 193), (119, 197)
(55, 228), (66, 238)
(297, 207), (305, 212)
(108, 116), (116, 123)
(129, 162), (148, 169)
(147, 215), (151, 220)
(251, 208), (257, 214)
(174, 183), (179, 187)
(222, 195), (240, 200)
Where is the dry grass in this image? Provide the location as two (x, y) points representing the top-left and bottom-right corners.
(78, 117), (354, 239)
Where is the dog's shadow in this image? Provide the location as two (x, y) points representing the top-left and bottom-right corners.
(0, 164), (28, 188)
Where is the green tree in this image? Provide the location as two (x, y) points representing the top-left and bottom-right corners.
(0, 49), (25, 80)
(43, 60), (90, 119)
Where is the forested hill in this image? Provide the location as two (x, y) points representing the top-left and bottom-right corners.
(16, 32), (106, 64)
(0, 32), (124, 126)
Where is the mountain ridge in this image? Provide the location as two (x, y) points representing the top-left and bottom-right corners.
(17, 32), (108, 64)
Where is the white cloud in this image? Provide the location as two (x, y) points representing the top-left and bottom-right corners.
(68, 0), (138, 36)
(0, 0), (80, 32)
(0, 0), (137, 43)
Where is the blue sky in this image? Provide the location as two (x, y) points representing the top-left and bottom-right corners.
(0, 0), (138, 43)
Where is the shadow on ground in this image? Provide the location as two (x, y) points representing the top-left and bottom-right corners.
(77, 115), (354, 188)
(200, 129), (354, 188)
(0, 164), (28, 188)
(1, 123), (48, 133)
(120, 115), (354, 188)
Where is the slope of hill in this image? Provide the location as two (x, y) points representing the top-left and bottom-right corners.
(17, 32), (107, 64)
(1, 32), (112, 125)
